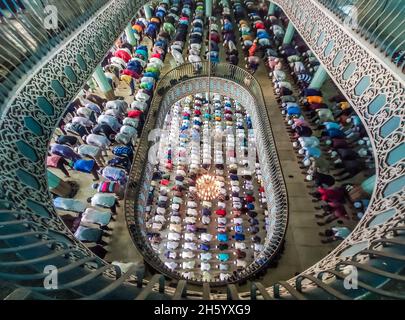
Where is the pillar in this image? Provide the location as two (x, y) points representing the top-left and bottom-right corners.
(205, 0), (212, 17)
(125, 23), (137, 46)
(268, 2), (276, 15)
(283, 21), (295, 45)
(309, 65), (328, 89)
(361, 174), (376, 195)
(87, 78), (97, 92)
(93, 64), (115, 100)
(143, 4), (152, 20)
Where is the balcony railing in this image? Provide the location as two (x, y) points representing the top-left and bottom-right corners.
(0, 0), (110, 107)
(317, 0), (405, 70)
(124, 62), (289, 286)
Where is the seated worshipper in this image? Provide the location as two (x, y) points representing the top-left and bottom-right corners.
(170, 215), (182, 224)
(310, 186), (345, 203)
(168, 232), (181, 241)
(184, 216), (197, 224)
(307, 170), (335, 188)
(186, 208), (198, 217)
(181, 251), (195, 259)
(169, 224), (182, 233)
(187, 201), (198, 208)
(319, 226), (351, 243)
(183, 261), (196, 270)
(72, 159), (100, 181)
(81, 208), (112, 227)
(87, 193), (120, 214)
(166, 241), (180, 250)
(184, 232), (196, 241)
(215, 209), (227, 217)
(234, 242), (246, 250)
(74, 225), (103, 243)
(199, 243), (210, 251)
(201, 262), (211, 272)
(53, 198), (86, 213)
(183, 242), (197, 250)
(201, 233), (213, 242)
(164, 251), (178, 260)
(234, 233), (245, 241)
(217, 233), (228, 242)
(217, 253), (230, 262)
(332, 159), (366, 182)
(234, 224), (244, 233)
(315, 201), (348, 224)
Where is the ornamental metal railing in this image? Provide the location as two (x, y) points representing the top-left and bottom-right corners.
(0, 0), (404, 300)
(124, 62), (289, 287)
(316, 0), (405, 70)
(0, 0), (110, 108)
(0, 0), (149, 300)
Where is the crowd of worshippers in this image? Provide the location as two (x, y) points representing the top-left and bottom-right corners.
(143, 94), (271, 282)
(260, 11), (374, 243)
(47, 3), (178, 255)
(101, 1), (182, 96)
(169, 0), (204, 70)
(203, 0), (284, 75)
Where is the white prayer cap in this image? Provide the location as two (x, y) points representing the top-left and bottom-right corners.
(354, 201), (362, 209)
(358, 148), (368, 157)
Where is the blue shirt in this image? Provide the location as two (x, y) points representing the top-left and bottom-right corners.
(235, 233), (245, 241)
(73, 159), (95, 173)
(305, 147), (322, 158)
(324, 122), (341, 130)
(113, 146), (133, 157)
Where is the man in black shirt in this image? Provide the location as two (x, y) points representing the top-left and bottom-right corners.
(56, 135), (80, 147)
(91, 123), (116, 142)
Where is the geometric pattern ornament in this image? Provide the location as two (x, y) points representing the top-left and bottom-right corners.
(0, 0), (139, 259)
(272, 0), (405, 287)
